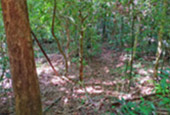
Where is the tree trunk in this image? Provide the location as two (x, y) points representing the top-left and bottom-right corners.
(153, 0), (167, 79)
(79, 29), (84, 82)
(120, 16), (124, 46)
(1, 0), (42, 114)
(132, 18), (140, 59)
(128, 1), (135, 80)
(154, 25), (163, 79)
(52, 0), (68, 76)
(78, 10), (85, 82)
(102, 11), (107, 40)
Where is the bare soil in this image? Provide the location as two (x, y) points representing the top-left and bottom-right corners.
(0, 45), (169, 115)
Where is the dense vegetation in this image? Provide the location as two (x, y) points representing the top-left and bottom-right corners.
(0, 0), (170, 114)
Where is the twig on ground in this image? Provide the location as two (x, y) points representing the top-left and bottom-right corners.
(43, 96), (62, 113)
(111, 92), (168, 106)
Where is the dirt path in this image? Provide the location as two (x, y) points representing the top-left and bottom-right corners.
(0, 45), (160, 114)
(37, 46), (155, 114)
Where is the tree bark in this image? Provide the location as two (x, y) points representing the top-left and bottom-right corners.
(79, 29), (84, 82)
(1, 0), (42, 114)
(120, 16), (124, 46)
(128, 1), (135, 80)
(154, 0), (167, 79)
(78, 10), (85, 82)
(52, 0), (68, 76)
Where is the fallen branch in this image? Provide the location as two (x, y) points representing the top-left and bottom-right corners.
(68, 105), (85, 113)
(43, 97), (62, 113)
(111, 92), (168, 106)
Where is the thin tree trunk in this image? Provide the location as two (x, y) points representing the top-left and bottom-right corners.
(154, 26), (163, 79)
(52, 0), (68, 76)
(102, 12), (107, 40)
(114, 18), (119, 47)
(78, 10), (85, 82)
(1, 0), (42, 114)
(153, 0), (167, 79)
(160, 49), (165, 75)
(120, 16), (124, 46)
(79, 29), (84, 81)
(65, 22), (71, 66)
(132, 18), (140, 59)
(128, 1), (135, 80)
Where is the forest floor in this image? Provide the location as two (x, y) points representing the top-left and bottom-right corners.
(0, 43), (169, 114)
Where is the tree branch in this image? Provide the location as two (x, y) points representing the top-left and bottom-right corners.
(31, 31), (59, 76)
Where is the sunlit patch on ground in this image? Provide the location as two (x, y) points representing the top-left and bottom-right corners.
(0, 46), (169, 114)
(38, 53), (160, 113)
(74, 86), (103, 95)
(50, 76), (67, 86)
(35, 49), (161, 114)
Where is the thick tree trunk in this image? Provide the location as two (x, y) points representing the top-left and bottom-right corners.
(1, 0), (42, 114)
